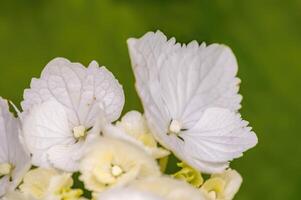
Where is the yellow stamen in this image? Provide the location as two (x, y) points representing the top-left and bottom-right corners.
(169, 119), (182, 134)
(73, 125), (86, 139)
(111, 165), (123, 177)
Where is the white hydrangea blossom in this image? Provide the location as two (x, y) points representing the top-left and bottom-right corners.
(19, 168), (83, 200)
(200, 169), (242, 200)
(21, 58), (125, 172)
(0, 98), (31, 197)
(127, 31), (258, 173)
(79, 137), (161, 194)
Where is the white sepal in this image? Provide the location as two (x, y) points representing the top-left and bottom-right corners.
(0, 97), (31, 197)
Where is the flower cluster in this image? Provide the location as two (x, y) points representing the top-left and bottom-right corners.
(0, 31), (257, 200)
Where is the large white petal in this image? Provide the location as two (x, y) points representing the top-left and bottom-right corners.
(182, 108), (257, 173)
(127, 31), (257, 173)
(21, 58), (124, 127)
(22, 100), (74, 168)
(0, 98), (31, 197)
(47, 142), (84, 172)
(23, 100), (73, 152)
(47, 128), (101, 172)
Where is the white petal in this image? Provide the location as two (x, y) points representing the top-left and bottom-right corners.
(184, 108), (257, 162)
(31, 150), (51, 168)
(22, 100), (74, 168)
(47, 142), (83, 172)
(181, 108), (257, 173)
(0, 98), (31, 197)
(23, 100), (73, 151)
(47, 130), (100, 172)
(21, 58), (124, 127)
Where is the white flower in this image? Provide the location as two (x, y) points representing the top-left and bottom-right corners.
(0, 97), (31, 197)
(127, 31), (258, 173)
(21, 58), (125, 172)
(99, 187), (164, 200)
(129, 176), (207, 200)
(200, 169), (242, 200)
(79, 137), (161, 193)
(103, 110), (169, 159)
(19, 168), (83, 200)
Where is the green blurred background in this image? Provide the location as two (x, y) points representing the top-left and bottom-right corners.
(0, 0), (300, 199)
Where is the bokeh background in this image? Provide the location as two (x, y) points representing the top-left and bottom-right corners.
(0, 0), (300, 199)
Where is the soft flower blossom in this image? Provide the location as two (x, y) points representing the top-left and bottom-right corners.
(19, 168), (83, 200)
(19, 168), (58, 199)
(21, 58), (125, 172)
(127, 30), (258, 173)
(0, 97), (31, 197)
(79, 137), (161, 193)
(104, 110), (169, 159)
(200, 169), (242, 200)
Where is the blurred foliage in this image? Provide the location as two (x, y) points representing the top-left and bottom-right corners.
(0, 0), (300, 199)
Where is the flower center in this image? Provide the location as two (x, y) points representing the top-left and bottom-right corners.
(73, 125), (87, 140)
(169, 119), (182, 134)
(0, 163), (13, 177)
(111, 165), (123, 177)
